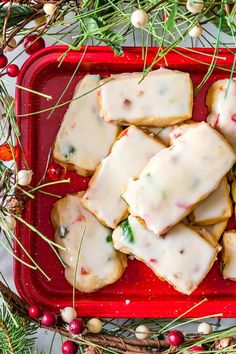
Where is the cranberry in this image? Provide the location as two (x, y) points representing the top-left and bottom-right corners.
(41, 311), (56, 327)
(189, 346), (203, 352)
(6, 64), (19, 77)
(47, 162), (64, 181)
(62, 340), (78, 354)
(0, 54), (8, 68)
(167, 330), (185, 347)
(28, 305), (41, 319)
(69, 318), (84, 334)
(24, 34), (45, 55)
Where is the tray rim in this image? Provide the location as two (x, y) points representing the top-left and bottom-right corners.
(14, 45), (236, 318)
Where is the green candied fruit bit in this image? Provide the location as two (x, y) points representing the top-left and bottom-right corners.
(58, 225), (69, 238)
(63, 144), (76, 159)
(106, 235), (112, 243)
(191, 178), (201, 189)
(121, 219), (135, 243)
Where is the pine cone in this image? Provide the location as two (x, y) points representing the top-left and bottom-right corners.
(215, 337), (235, 350)
(84, 346), (102, 354)
(5, 195), (25, 216)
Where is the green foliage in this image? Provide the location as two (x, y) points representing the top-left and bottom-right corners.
(0, 303), (37, 354)
(166, 3), (177, 32)
(0, 5), (35, 30)
(81, 15), (125, 55)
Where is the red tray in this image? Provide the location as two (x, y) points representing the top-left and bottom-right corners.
(15, 46), (236, 318)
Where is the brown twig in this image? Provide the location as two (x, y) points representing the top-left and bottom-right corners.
(0, 278), (168, 353)
(2, 1), (13, 48)
(0, 168), (10, 191)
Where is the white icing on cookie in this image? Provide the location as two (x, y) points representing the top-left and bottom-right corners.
(206, 79), (236, 151)
(222, 231), (236, 280)
(53, 74), (119, 176)
(99, 68), (193, 126)
(112, 216), (218, 294)
(82, 126), (165, 228)
(123, 122), (236, 235)
(51, 193), (127, 293)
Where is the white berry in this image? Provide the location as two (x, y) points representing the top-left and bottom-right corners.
(1, 215), (16, 231)
(131, 9), (148, 28)
(17, 170), (33, 186)
(188, 24), (203, 37)
(197, 322), (212, 334)
(5, 38), (17, 52)
(135, 325), (150, 340)
(186, 0), (204, 14)
(43, 3), (57, 16)
(60, 307), (77, 324)
(86, 318), (102, 333)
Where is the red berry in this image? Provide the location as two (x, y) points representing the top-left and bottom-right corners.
(167, 330), (185, 347)
(28, 305), (41, 319)
(189, 346), (203, 352)
(24, 34), (45, 55)
(41, 311), (56, 327)
(0, 54), (8, 68)
(47, 162), (64, 181)
(62, 341), (78, 354)
(69, 318), (84, 334)
(6, 64), (19, 77)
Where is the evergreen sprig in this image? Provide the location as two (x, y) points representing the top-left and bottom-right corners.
(0, 301), (37, 354)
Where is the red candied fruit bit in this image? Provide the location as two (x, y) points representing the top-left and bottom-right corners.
(77, 215), (86, 222)
(80, 267), (90, 276)
(149, 258), (158, 263)
(226, 216), (236, 231)
(231, 113), (236, 123)
(214, 114), (220, 128)
(176, 201), (191, 210)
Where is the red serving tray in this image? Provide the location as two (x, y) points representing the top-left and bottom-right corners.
(15, 46), (236, 318)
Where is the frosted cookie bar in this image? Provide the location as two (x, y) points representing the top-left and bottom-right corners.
(206, 79), (236, 151)
(53, 75), (119, 176)
(82, 126), (165, 228)
(190, 178), (232, 225)
(112, 216), (218, 295)
(190, 225), (221, 251)
(51, 193), (127, 293)
(99, 68), (193, 127)
(202, 220), (228, 242)
(222, 231), (236, 280)
(123, 122), (236, 235)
